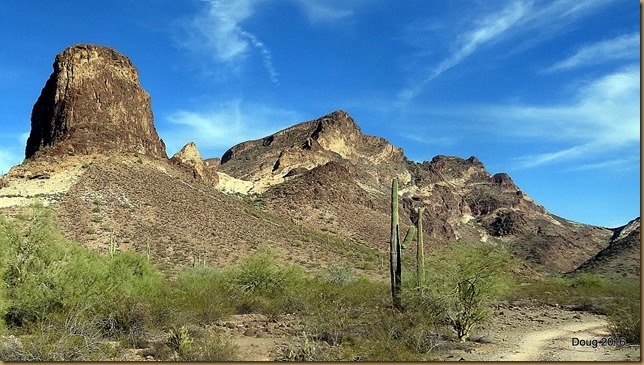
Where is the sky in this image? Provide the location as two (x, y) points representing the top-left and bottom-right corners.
(0, 1), (639, 228)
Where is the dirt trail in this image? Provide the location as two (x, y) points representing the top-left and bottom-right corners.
(444, 306), (640, 362)
(499, 320), (608, 361)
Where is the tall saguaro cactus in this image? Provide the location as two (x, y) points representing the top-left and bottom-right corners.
(390, 179), (427, 309)
(390, 178), (402, 310)
(390, 178), (417, 310)
(416, 207), (425, 296)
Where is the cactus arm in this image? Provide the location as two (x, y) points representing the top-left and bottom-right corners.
(401, 226), (416, 249)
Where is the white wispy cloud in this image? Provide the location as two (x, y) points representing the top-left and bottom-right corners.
(545, 32), (640, 72)
(474, 66), (639, 169)
(394, 65), (639, 171)
(568, 155), (640, 173)
(295, 0), (354, 23)
(0, 147), (21, 175)
(522, 0), (616, 24)
(399, 132), (457, 148)
(398, 0), (618, 102)
(180, 0), (278, 83)
(399, 1), (529, 101)
(0, 132), (28, 174)
(162, 99), (302, 158)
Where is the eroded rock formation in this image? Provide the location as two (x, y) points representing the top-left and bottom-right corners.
(26, 44), (166, 159)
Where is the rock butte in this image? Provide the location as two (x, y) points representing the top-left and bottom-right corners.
(26, 44), (167, 160)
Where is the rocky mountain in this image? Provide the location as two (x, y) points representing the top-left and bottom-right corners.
(25, 44), (166, 160)
(573, 218), (641, 279)
(0, 44), (638, 278)
(216, 111), (620, 273)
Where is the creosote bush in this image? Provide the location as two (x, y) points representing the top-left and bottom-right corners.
(607, 296), (640, 344)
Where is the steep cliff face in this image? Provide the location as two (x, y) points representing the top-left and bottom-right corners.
(25, 44), (167, 159)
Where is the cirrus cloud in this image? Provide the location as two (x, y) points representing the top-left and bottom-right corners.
(545, 32), (640, 72)
(178, 0), (278, 83)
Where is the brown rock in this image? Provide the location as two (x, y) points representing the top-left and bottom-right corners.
(170, 142), (219, 186)
(26, 44), (166, 160)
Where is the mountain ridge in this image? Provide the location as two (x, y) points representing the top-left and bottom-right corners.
(0, 44), (638, 278)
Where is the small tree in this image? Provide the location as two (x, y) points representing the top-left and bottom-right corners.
(426, 243), (516, 341)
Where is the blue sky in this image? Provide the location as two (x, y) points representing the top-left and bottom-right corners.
(0, 1), (639, 227)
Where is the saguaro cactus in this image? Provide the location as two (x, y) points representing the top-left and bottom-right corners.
(390, 178), (402, 309)
(108, 235), (117, 258)
(416, 207), (425, 296)
(390, 178), (417, 310)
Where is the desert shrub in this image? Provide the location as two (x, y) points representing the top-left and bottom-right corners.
(342, 336), (421, 361)
(0, 206), (108, 327)
(221, 245), (311, 316)
(606, 281), (641, 344)
(292, 272), (449, 360)
(178, 328), (238, 361)
(423, 243), (517, 341)
(510, 274), (639, 315)
(90, 252), (172, 346)
(166, 325), (193, 358)
(277, 331), (329, 361)
(0, 215), (18, 331)
(325, 263), (356, 285)
(607, 296), (640, 344)
(301, 278), (388, 347)
(570, 272), (605, 288)
(0, 306), (115, 361)
(0, 205), (172, 346)
(174, 267), (235, 325)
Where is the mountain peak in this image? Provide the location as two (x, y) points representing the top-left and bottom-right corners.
(218, 110), (406, 192)
(25, 43), (167, 160)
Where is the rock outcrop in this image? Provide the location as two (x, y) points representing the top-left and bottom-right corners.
(170, 142), (219, 186)
(25, 44), (166, 159)
(218, 110), (409, 193)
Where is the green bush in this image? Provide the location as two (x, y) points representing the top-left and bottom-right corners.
(277, 331), (329, 361)
(166, 325), (193, 357)
(174, 267), (235, 325)
(423, 243), (517, 341)
(0, 205), (171, 346)
(510, 274), (639, 315)
(178, 328), (238, 361)
(90, 252), (172, 346)
(325, 263), (356, 285)
(221, 245), (311, 316)
(607, 296), (641, 344)
(0, 306), (115, 361)
(0, 206), (108, 327)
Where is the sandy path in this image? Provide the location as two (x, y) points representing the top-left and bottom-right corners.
(499, 320), (611, 361)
